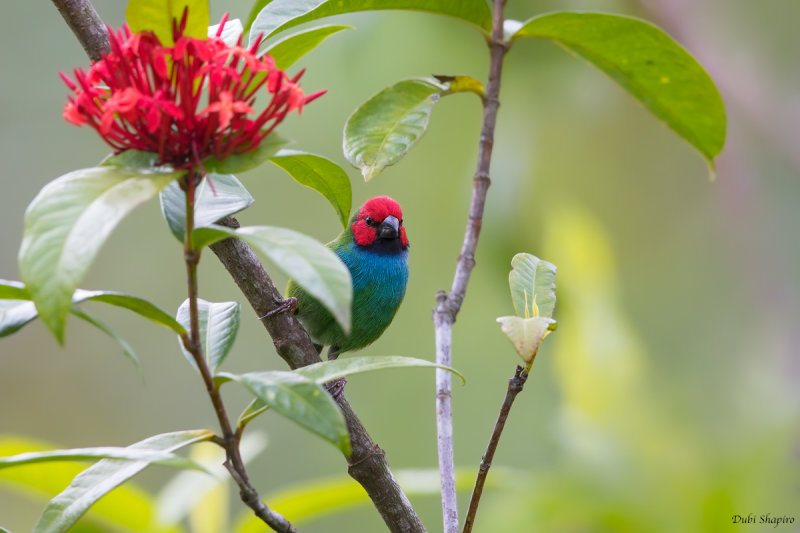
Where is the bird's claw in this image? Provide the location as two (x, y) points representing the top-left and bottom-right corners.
(325, 377), (347, 400)
(258, 297), (298, 320)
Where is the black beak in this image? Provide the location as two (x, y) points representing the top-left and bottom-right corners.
(377, 215), (400, 240)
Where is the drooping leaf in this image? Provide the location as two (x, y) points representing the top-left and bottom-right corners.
(0, 279), (30, 300)
(19, 166), (181, 343)
(248, 0), (492, 45)
(295, 355), (465, 384)
(0, 436), (181, 533)
(175, 299), (240, 374)
(71, 309), (142, 377)
(192, 225), (352, 333)
(73, 290), (186, 335)
(270, 150), (352, 228)
(508, 253), (557, 319)
(497, 316), (556, 364)
(160, 174), (255, 242)
(0, 447), (203, 471)
(126, 0), (210, 45)
(221, 371), (350, 456)
(344, 78), (446, 180)
(513, 12), (726, 166)
(33, 430), (213, 533)
(0, 284), (185, 339)
(0, 300), (38, 338)
(201, 134), (288, 175)
(262, 25), (351, 69)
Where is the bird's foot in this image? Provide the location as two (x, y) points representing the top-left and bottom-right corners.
(325, 377), (347, 400)
(258, 297), (298, 320)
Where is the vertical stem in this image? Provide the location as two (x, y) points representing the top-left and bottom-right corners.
(462, 365), (529, 533)
(183, 173), (297, 533)
(434, 1), (507, 532)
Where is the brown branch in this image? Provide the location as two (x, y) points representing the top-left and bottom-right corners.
(433, 0), (508, 531)
(462, 365), (528, 533)
(50, 0), (109, 62)
(53, 1), (425, 530)
(210, 218), (426, 532)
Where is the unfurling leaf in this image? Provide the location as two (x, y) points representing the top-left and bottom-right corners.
(508, 253), (557, 319)
(497, 316), (557, 364)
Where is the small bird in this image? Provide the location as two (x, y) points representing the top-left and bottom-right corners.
(288, 196), (409, 362)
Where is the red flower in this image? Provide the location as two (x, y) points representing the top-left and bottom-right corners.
(61, 12), (325, 172)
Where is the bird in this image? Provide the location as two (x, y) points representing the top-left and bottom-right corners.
(287, 196), (409, 363)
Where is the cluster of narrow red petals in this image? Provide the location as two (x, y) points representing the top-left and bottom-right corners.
(61, 13), (325, 171)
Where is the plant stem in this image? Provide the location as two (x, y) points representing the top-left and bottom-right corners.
(53, 2), (425, 529)
(50, 0), (109, 61)
(433, 1), (507, 531)
(210, 218), (427, 532)
(462, 365), (529, 533)
(182, 173), (297, 533)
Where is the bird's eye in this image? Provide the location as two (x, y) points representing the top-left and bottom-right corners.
(365, 216), (379, 227)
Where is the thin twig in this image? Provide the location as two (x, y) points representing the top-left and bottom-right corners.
(462, 365), (529, 533)
(183, 174), (297, 533)
(54, 2), (426, 530)
(433, 1), (508, 531)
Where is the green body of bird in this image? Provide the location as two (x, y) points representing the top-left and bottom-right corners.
(287, 196), (409, 358)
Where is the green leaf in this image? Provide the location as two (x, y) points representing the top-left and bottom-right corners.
(221, 371), (350, 455)
(270, 150), (352, 228)
(262, 25), (351, 69)
(496, 316), (556, 364)
(245, 0), (276, 35)
(0, 447), (204, 471)
(508, 253), (557, 319)
(295, 355), (465, 384)
(126, 0), (210, 46)
(248, 0), (491, 45)
(237, 399), (270, 427)
(19, 166), (181, 343)
(0, 279), (30, 300)
(71, 309), (142, 378)
(0, 300), (38, 338)
(513, 12), (726, 165)
(175, 299), (240, 375)
(101, 150), (166, 171)
(74, 289), (186, 335)
(202, 134), (288, 175)
(160, 174), (255, 242)
(0, 438), (182, 533)
(192, 225), (352, 333)
(344, 78), (446, 181)
(33, 430), (213, 533)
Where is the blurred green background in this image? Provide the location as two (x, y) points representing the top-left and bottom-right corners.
(1, 0), (798, 532)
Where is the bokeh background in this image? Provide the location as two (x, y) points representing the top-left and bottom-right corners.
(1, 0), (798, 531)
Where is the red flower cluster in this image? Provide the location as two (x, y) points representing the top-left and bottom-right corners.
(61, 13), (324, 171)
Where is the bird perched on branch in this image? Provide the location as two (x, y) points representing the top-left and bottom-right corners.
(288, 196), (410, 363)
